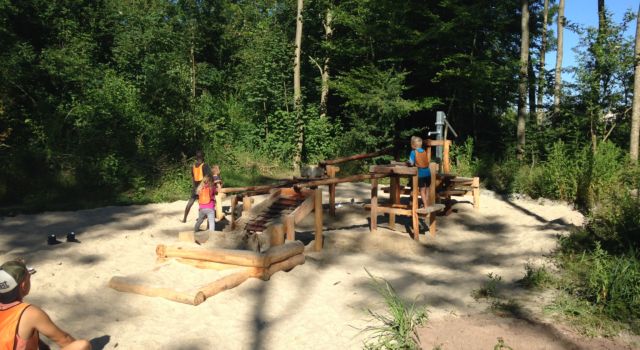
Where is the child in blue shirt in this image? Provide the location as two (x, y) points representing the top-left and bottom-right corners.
(408, 136), (431, 209)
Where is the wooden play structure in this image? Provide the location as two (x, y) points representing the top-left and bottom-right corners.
(368, 163), (445, 239)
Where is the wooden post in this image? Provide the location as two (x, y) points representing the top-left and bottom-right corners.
(370, 177), (378, 232)
(326, 165), (339, 216)
(389, 176), (399, 230)
(230, 195), (239, 230)
(215, 192), (225, 221)
(411, 174), (419, 240)
(429, 163), (438, 237)
(314, 187), (323, 251)
(443, 140), (451, 174)
(284, 215), (295, 241)
(242, 196), (253, 212)
(472, 176), (480, 209)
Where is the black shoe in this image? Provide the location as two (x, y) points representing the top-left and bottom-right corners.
(47, 234), (61, 245)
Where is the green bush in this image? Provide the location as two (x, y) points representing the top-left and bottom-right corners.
(559, 244), (640, 332)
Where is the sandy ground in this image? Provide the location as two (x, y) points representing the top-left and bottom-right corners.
(1, 183), (638, 349)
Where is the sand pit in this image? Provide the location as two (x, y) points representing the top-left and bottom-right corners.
(2, 182), (637, 349)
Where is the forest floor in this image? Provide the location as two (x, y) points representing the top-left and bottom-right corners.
(1, 182), (639, 349)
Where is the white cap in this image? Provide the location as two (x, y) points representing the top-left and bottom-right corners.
(0, 270), (18, 293)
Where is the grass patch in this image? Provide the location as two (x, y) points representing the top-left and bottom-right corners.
(472, 272), (503, 300)
(518, 262), (554, 290)
(362, 268), (428, 350)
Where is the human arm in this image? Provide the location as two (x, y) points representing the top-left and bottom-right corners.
(20, 306), (85, 348)
(408, 150), (416, 166)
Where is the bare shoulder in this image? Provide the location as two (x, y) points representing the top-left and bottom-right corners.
(22, 304), (50, 322)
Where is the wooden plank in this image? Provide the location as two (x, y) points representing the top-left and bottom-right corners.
(443, 141), (450, 173)
(369, 165), (417, 176)
(319, 147), (394, 166)
(438, 190), (469, 197)
(291, 192), (315, 224)
(314, 187), (323, 251)
(215, 192), (225, 220)
(294, 173), (386, 189)
(370, 178), (378, 232)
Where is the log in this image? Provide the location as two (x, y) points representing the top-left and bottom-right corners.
(284, 215), (295, 241)
(264, 241), (305, 266)
(109, 276), (205, 306)
(157, 244), (265, 267)
(197, 270), (252, 299)
(251, 253), (305, 281)
(174, 258), (247, 271)
(411, 174), (419, 240)
(319, 147), (394, 166)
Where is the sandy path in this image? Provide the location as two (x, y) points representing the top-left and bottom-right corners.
(2, 182), (630, 350)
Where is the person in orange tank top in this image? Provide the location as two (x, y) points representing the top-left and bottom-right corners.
(182, 150), (212, 223)
(0, 260), (91, 350)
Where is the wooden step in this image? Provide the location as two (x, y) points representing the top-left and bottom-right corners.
(438, 190), (468, 197)
(417, 204), (445, 214)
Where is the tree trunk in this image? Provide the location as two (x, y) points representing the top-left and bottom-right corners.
(293, 0), (304, 171)
(553, 0), (565, 114)
(319, 7), (333, 118)
(528, 52), (536, 117)
(630, 3), (640, 164)
(517, 0), (530, 160)
(536, 0), (549, 124)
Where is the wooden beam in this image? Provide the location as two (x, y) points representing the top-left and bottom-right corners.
(389, 176), (398, 230)
(294, 173), (386, 189)
(314, 187), (323, 251)
(472, 176), (480, 209)
(319, 147), (394, 166)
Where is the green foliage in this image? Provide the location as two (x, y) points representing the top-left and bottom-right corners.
(450, 137), (478, 177)
(362, 268), (428, 350)
(334, 65), (438, 151)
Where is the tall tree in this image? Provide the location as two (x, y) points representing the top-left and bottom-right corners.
(553, 0), (565, 113)
(319, 6), (333, 118)
(536, 0), (549, 124)
(631, 3), (640, 164)
(293, 0), (304, 171)
(517, 0), (530, 160)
